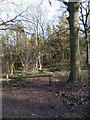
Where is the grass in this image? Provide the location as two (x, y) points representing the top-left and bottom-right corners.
(81, 64), (88, 70)
(4, 72), (53, 86)
(83, 74), (90, 84)
(2, 69), (47, 78)
(6, 75), (25, 85)
(33, 78), (43, 82)
(2, 64), (87, 77)
(2, 69), (49, 86)
(3, 64), (89, 86)
(31, 69), (48, 74)
(46, 65), (70, 72)
(46, 64), (88, 72)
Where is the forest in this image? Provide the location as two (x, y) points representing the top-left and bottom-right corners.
(0, 0), (90, 119)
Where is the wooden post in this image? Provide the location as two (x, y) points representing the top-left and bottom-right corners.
(6, 75), (9, 86)
(49, 76), (52, 84)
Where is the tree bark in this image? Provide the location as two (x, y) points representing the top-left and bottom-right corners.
(35, 56), (38, 71)
(66, 2), (81, 82)
(10, 61), (15, 75)
(86, 30), (90, 65)
(87, 29), (90, 82)
(38, 52), (42, 70)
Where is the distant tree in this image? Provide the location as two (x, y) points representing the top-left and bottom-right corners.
(2, 22), (30, 74)
(56, 12), (69, 37)
(48, 13), (70, 66)
(79, 1), (90, 65)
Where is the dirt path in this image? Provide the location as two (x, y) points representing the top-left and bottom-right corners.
(2, 73), (89, 118)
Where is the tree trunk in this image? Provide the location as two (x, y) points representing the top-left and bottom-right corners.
(86, 30), (90, 65)
(87, 30), (90, 82)
(67, 2), (81, 82)
(10, 62), (14, 75)
(35, 56), (38, 71)
(85, 30), (89, 65)
(38, 52), (42, 70)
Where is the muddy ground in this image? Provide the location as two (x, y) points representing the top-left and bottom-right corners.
(2, 71), (89, 119)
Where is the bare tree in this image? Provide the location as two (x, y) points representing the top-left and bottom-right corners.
(79, 1), (90, 65)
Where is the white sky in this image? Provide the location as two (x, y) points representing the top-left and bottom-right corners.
(0, 0), (89, 36)
(0, 0), (89, 22)
(0, 0), (63, 22)
(0, 0), (66, 36)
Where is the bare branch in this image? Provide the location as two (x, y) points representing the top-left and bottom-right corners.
(0, 8), (28, 26)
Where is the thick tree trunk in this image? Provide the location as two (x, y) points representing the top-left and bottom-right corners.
(67, 2), (81, 82)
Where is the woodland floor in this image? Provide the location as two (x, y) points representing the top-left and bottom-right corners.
(2, 70), (90, 119)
